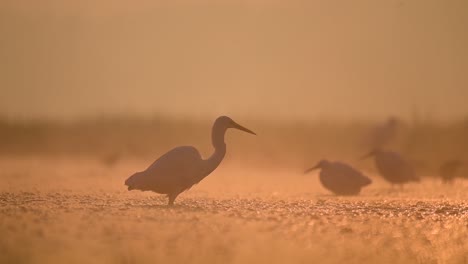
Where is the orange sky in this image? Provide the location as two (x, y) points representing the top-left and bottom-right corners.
(1, 0), (467, 121)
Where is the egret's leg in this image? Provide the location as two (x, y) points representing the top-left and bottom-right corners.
(167, 194), (175, 206)
(167, 193), (179, 206)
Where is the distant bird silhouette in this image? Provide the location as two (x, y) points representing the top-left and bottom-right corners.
(362, 149), (419, 186)
(125, 116), (256, 206)
(101, 152), (121, 167)
(304, 160), (372, 195)
(368, 117), (399, 149)
(439, 159), (464, 183)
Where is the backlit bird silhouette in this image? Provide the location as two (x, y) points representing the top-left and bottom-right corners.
(304, 160), (372, 195)
(362, 149), (419, 186)
(125, 116), (256, 206)
(439, 159), (465, 183)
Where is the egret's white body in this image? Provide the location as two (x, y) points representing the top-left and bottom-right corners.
(305, 160), (372, 195)
(362, 149), (419, 185)
(125, 116), (255, 206)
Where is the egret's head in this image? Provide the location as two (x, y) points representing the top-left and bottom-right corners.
(215, 116), (256, 135)
(304, 159), (330, 174)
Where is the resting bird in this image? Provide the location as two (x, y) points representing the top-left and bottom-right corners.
(125, 116), (256, 206)
(304, 160), (372, 195)
(361, 149), (419, 186)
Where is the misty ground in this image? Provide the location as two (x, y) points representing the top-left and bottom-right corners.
(1, 118), (467, 263)
(0, 157), (466, 264)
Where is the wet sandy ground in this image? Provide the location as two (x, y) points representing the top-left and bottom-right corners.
(0, 158), (467, 264)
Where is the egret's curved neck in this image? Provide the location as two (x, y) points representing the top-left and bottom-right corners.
(211, 122), (227, 150)
(200, 123), (227, 179)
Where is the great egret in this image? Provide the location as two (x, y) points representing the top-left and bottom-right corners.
(361, 149), (419, 185)
(125, 116), (256, 206)
(304, 160), (372, 195)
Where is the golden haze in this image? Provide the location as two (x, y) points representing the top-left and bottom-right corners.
(1, 0), (467, 121)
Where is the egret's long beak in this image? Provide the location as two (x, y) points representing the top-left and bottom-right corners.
(232, 122), (256, 135)
(304, 164), (320, 174)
